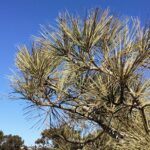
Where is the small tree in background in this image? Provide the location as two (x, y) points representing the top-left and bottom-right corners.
(0, 131), (4, 146)
(35, 124), (86, 149)
(12, 8), (150, 149)
(0, 131), (24, 150)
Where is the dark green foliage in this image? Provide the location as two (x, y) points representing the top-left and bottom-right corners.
(0, 131), (24, 150)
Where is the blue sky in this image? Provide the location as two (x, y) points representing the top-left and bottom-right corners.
(0, 0), (149, 146)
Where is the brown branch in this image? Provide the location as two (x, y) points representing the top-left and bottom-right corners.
(27, 97), (124, 140)
(140, 107), (149, 134)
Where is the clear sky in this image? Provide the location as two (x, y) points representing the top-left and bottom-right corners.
(0, 0), (149, 146)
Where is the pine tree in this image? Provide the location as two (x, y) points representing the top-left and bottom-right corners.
(12, 8), (150, 149)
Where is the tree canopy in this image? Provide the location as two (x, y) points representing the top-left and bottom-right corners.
(0, 131), (24, 150)
(12, 8), (150, 149)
